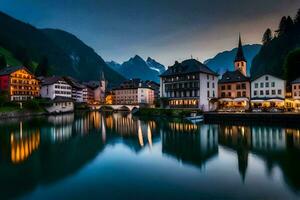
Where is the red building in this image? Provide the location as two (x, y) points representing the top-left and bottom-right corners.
(0, 66), (40, 101)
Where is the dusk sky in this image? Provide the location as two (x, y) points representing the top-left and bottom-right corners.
(0, 0), (299, 66)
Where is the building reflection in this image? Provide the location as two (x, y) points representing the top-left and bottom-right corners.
(162, 122), (218, 169)
(47, 114), (74, 143)
(10, 122), (40, 164)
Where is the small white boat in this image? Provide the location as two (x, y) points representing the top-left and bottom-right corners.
(185, 113), (204, 123)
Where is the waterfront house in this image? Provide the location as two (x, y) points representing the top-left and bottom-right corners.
(113, 79), (154, 105)
(0, 66), (40, 101)
(145, 80), (160, 101)
(217, 35), (251, 112)
(44, 96), (74, 114)
(160, 59), (218, 111)
(63, 76), (85, 103)
(82, 85), (95, 104)
(251, 74), (286, 110)
(83, 72), (107, 104)
(290, 77), (300, 111)
(40, 76), (72, 100)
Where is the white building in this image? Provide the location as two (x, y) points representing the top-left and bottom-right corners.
(160, 59), (218, 111)
(251, 74), (286, 109)
(41, 76), (72, 100)
(64, 77), (85, 103)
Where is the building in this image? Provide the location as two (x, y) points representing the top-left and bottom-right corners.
(289, 78), (300, 111)
(160, 59), (218, 111)
(113, 79), (154, 105)
(145, 80), (160, 101)
(63, 77), (85, 103)
(40, 76), (72, 100)
(44, 96), (74, 114)
(217, 35), (251, 111)
(82, 85), (95, 104)
(251, 74), (286, 110)
(83, 72), (107, 104)
(0, 66), (40, 101)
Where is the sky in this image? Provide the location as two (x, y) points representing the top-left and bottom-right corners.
(0, 0), (299, 66)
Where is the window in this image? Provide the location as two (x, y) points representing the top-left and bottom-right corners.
(227, 85), (231, 90)
(260, 83), (264, 88)
(278, 89), (282, 95)
(265, 76), (269, 81)
(207, 91), (210, 97)
(266, 90), (270, 95)
(260, 90), (264, 95)
(212, 82), (215, 88)
(271, 82), (275, 87)
(242, 91), (246, 97)
(228, 92), (231, 97)
(221, 85), (225, 90)
(294, 92), (297, 97)
(298, 85), (300, 89)
(207, 74), (209, 80)
(265, 82), (269, 88)
(237, 92), (241, 97)
(207, 82), (210, 88)
(236, 84), (241, 90)
(254, 91), (257, 96)
(241, 83), (246, 89)
(221, 92), (225, 97)
(272, 90), (276, 95)
(294, 85), (297, 90)
(255, 83), (258, 88)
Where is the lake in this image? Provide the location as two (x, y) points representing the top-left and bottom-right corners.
(0, 111), (300, 200)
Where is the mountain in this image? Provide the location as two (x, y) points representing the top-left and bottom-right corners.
(106, 61), (121, 72)
(0, 11), (124, 85)
(251, 13), (300, 80)
(107, 56), (165, 82)
(146, 57), (166, 74)
(205, 44), (261, 76)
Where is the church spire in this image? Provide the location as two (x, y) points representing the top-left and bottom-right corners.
(235, 34), (246, 63)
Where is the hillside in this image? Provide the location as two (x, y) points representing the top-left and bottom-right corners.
(0, 11), (124, 85)
(251, 11), (300, 80)
(205, 44), (261, 76)
(0, 47), (21, 66)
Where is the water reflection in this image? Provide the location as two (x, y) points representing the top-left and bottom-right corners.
(0, 112), (300, 199)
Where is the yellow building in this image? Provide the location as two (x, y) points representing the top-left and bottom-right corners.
(0, 66), (40, 101)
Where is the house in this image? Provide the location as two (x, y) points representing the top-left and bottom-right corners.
(40, 76), (72, 100)
(83, 72), (107, 104)
(44, 96), (74, 114)
(217, 35), (251, 111)
(160, 59), (218, 111)
(290, 77), (300, 111)
(145, 80), (160, 101)
(251, 74), (286, 110)
(0, 66), (40, 101)
(63, 77), (85, 103)
(113, 79), (154, 105)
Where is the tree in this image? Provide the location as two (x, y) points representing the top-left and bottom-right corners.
(286, 16), (294, 31)
(35, 56), (49, 77)
(0, 55), (7, 70)
(262, 28), (273, 45)
(277, 16), (287, 36)
(284, 48), (300, 83)
(294, 8), (300, 24)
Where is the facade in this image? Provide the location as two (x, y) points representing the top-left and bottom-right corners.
(82, 86), (95, 104)
(290, 78), (300, 111)
(160, 59), (218, 111)
(0, 66), (40, 101)
(217, 35), (251, 111)
(145, 80), (160, 101)
(40, 76), (72, 100)
(45, 96), (74, 114)
(251, 74), (286, 110)
(113, 79), (154, 105)
(85, 72), (107, 104)
(63, 77), (85, 103)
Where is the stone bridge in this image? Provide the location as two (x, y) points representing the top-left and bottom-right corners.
(89, 104), (140, 112)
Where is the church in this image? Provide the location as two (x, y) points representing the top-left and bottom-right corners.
(217, 35), (251, 112)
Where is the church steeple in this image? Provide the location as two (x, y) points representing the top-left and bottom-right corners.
(234, 34), (247, 76)
(235, 34), (246, 62)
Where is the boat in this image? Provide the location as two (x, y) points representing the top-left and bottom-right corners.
(185, 113), (204, 123)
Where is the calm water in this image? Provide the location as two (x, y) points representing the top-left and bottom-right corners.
(1, 112), (300, 200)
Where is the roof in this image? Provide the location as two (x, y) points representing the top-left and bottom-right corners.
(0, 66), (32, 76)
(291, 77), (300, 84)
(251, 74), (284, 82)
(219, 70), (250, 84)
(234, 34), (246, 63)
(41, 76), (66, 86)
(160, 59), (218, 77)
(63, 76), (85, 89)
